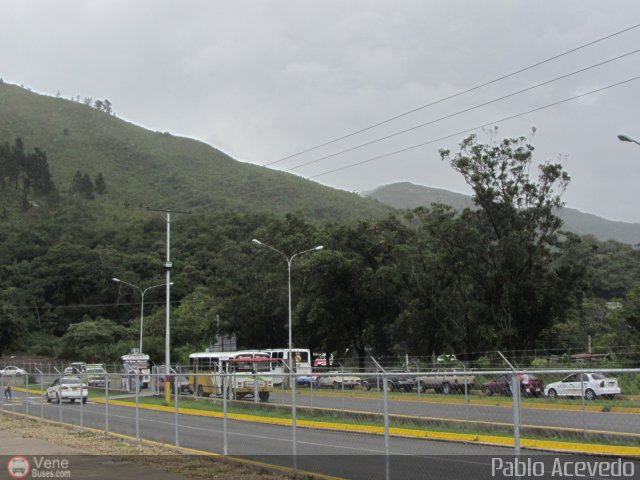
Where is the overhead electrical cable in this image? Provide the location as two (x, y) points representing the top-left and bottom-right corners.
(266, 22), (640, 167)
(283, 49), (640, 173)
(306, 75), (640, 179)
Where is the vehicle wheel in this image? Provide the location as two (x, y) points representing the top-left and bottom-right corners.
(70, 398), (75, 403)
(197, 385), (205, 397)
(363, 381), (371, 391)
(441, 384), (451, 395)
(547, 388), (558, 398)
(82, 397), (87, 404)
(259, 391), (270, 402)
(483, 387), (493, 396)
(404, 386), (412, 392)
(585, 389), (596, 400)
(332, 381), (339, 390)
(46, 396), (51, 403)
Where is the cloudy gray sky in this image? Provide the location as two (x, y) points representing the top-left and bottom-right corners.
(2, 1), (640, 222)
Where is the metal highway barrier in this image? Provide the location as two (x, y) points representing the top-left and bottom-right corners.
(3, 364), (640, 480)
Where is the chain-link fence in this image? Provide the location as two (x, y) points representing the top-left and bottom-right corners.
(3, 364), (640, 479)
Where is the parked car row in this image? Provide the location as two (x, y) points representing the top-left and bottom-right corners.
(300, 370), (622, 400)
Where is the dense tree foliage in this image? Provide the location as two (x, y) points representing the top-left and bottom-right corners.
(0, 132), (638, 364)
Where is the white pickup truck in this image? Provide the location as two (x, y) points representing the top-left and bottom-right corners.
(417, 368), (475, 394)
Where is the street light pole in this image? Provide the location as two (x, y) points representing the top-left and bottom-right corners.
(112, 278), (172, 353)
(618, 134), (640, 146)
(251, 239), (323, 469)
(147, 207), (190, 403)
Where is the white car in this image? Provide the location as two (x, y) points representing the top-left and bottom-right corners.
(46, 377), (88, 404)
(316, 371), (361, 389)
(0, 366), (27, 375)
(544, 373), (621, 400)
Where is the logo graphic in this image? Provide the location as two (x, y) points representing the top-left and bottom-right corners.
(7, 456), (30, 478)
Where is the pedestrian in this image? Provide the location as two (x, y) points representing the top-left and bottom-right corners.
(4, 379), (12, 401)
(129, 369), (136, 393)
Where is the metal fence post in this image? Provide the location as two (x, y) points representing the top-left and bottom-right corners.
(223, 371), (228, 456)
(580, 373), (586, 435)
(79, 375), (83, 427)
(512, 372), (521, 456)
(254, 371), (258, 404)
(292, 368), (298, 472)
(105, 373), (109, 434)
(175, 373), (179, 447)
(135, 371), (139, 440)
(25, 372), (29, 416)
(35, 368), (43, 419)
(383, 372), (390, 480)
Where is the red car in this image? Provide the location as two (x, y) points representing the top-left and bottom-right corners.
(482, 373), (544, 397)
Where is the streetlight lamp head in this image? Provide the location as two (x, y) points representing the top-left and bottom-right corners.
(618, 134), (633, 142)
(112, 278), (120, 282)
(252, 239), (262, 245)
(315, 246), (324, 251)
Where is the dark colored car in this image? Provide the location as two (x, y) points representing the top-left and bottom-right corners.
(362, 370), (416, 392)
(482, 373), (544, 397)
(157, 375), (193, 394)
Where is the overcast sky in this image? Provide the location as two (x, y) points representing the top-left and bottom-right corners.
(2, 1), (640, 222)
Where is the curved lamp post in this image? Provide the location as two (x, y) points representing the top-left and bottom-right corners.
(113, 278), (173, 353)
(251, 239), (323, 468)
(618, 134), (640, 146)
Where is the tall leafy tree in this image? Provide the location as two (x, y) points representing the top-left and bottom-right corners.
(436, 131), (588, 350)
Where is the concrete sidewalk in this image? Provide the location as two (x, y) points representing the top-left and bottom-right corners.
(0, 427), (187, 479)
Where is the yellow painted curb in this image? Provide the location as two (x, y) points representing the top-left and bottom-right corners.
(95, 397), (640, 456)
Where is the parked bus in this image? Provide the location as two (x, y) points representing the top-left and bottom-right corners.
(188, 350), (271, 398)
(225, 356), (274, 401)
(121, 351), (151, 390)
(264, 348), (312, 385)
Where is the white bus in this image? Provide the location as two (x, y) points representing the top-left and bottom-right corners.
(264, 348), (312, 385)
(188, 350), (271, 398)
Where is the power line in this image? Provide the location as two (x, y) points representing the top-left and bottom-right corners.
(267, 22), (640, 167)
(284, 49), (640, 173)
(307, 75), (640, 179)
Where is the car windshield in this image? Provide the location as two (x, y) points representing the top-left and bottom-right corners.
(61, 378), (82, 384)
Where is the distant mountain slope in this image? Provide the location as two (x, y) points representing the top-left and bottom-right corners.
(0, 83), (391, 222)
(364, 182), (640, 245)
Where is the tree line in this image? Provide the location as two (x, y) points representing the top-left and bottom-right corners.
(0, 138), (56, 207)
(0, 133), (639, 367)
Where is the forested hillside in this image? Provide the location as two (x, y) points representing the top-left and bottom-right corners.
(1, 82), (640, 367)
(365, 182), (640, 245)
(0, 82), (391, 222)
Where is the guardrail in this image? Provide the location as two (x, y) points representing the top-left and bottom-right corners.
(3, 367), (640, 480)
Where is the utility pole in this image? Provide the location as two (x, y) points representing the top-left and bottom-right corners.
(147, 207), (190, 403)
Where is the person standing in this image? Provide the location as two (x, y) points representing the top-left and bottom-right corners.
(4, 378), (12, 401)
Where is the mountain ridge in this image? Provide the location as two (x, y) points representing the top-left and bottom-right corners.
(0, 82), (392, 222)
(364, 181), (640, 245)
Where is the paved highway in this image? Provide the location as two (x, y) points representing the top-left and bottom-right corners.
(268, 390), (640, 436)
(5, 393), (629, 480)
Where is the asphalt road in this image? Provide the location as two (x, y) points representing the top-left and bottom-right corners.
(267, 389), (640, 436)
(6, 393), (635, 480)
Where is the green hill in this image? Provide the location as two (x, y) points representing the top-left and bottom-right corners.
(0, 82), (391, 222)
(365, 182), (640, 245)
